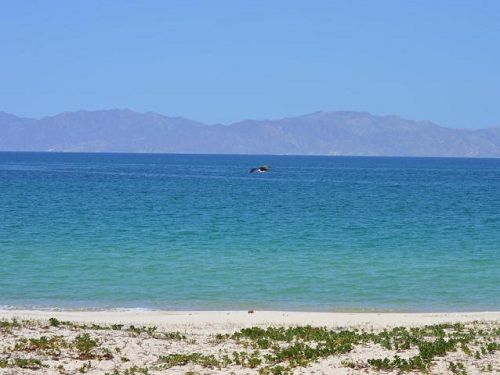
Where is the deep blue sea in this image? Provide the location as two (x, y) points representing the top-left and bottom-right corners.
(0, 152), (499, 312)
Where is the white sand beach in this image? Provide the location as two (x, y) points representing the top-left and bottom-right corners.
(0, 310), (499, 374)
(1, 310), (500, 332)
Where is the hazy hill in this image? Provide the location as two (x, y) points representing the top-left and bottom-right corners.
(1, 109), (500, 157)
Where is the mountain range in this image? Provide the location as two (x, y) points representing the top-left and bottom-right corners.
(1, 109), (500, 157)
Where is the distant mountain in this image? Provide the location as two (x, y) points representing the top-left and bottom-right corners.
(1, 109), (500, 157)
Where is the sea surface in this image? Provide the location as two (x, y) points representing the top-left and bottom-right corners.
(1, 152), (499, 312)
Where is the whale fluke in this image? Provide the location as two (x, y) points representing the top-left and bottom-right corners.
(250, 165), (270, 173)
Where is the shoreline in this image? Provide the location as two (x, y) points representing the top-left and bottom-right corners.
(1, 309), (499, 332)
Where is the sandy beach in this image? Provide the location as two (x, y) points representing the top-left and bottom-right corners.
(1, 310), (500, 333)
(0, 310), (498, 374)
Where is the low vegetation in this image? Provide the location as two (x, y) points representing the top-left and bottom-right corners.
(0, 318), (498, 374)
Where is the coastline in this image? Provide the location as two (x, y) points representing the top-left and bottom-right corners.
(1, 309), (499, 332)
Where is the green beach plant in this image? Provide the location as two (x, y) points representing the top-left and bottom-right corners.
(449, 361), (468, 375)
(12, 335), (69, 358)
(49, 317), (61, 327)
(12, 357), (46, 369)
(162, 331), (187, 341)
(158, 353), (220, 369)
(73, 333), (99, 359)
(0, 319), (21, 332)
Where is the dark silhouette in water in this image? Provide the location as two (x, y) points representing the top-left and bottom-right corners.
(250, 165), (270, 173)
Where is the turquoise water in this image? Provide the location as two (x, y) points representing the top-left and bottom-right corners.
(0, 152), (499, 312)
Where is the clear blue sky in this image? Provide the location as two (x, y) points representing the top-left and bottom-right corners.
(1, 0), (499, 128)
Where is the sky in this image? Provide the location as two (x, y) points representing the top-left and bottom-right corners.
(1, 0), (499, 128)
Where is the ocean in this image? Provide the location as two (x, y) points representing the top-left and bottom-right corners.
(0, 152), (499, 312)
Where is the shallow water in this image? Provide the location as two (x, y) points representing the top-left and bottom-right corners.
(1, 152), (499, 311)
